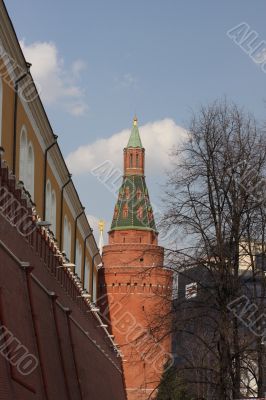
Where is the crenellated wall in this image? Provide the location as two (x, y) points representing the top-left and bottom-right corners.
(0, 162), (126, 400)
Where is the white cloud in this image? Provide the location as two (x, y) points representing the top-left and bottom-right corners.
(20, 40), (88, 116)
(114, 73), (138, 89)
(72, 59), (87, 77)
(66, 119), (187, 176)
(69, 103), (88, 116)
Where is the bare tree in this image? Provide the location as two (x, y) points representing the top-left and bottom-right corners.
(155, 100), (266, 399)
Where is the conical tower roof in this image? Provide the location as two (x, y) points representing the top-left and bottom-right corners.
(110, 175), (157, 232)
(126, 116), (143, 148)
(110, 118), (156, 233)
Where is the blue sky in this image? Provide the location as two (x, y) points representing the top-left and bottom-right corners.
(5, 0), (266, 244)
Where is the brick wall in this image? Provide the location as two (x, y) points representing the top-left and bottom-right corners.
(0, 163), (126, 400)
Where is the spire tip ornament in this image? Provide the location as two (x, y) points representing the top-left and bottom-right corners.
(98, 220), (105, 233)
(98, 220), (105, 255)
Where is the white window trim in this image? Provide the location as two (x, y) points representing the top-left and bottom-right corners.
(51, 190), (56, 236)
(19, 127), (35, 200)
(84, 259), (91, 291)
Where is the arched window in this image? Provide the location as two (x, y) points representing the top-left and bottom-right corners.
(0, 78), (3, 145)
(93, 268), (97, 302)
(63, 216), (69, 256)
(64, 215), (72, 260)
(27, 142), (34, 198)
(136, 153), (139, 168)
(68, 221), (72, 260)
(75, 240), (82, 278)
(129, 153), (133, 168)
(51, 190), (56, 235)
(45, 180), (51, 221)
(19, 127), (35, 200)
(45, 180), (57, 236)
(45, 181), (57, 236)
(84, 258), (91, 291)
(19, 127), (27, 184)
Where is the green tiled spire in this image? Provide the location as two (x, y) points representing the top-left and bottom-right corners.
(111, 175), (157, 232)
(110, 117), (156, 233)
(126, 116), (143, 148)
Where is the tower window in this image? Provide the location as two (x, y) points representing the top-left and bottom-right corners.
(123, 205), (128, 218)
(129, 153), (133, 168)
(125, 187), (130, 199)
(148, 206), (153, 221)
(137, 206), (143, 220)
(136, 153), (139, 168)
(136, 188), (142, 200)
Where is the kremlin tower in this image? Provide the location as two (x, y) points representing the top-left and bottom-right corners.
(99, 117), (172, 400)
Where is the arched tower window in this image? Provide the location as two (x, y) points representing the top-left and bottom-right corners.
(0, 78), (3, 145)
(129, 153), (133, 168)
(125, 186), (130, 199)
(136, 153), (139, 168)
(148, 206), (153, 221)
(137, 206), (143, 220)
(123, 204), (128, 218)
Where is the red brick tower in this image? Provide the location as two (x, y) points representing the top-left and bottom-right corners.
(100, 117), (172, 400)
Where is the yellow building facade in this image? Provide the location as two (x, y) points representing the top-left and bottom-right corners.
(0, 1), (100, 301)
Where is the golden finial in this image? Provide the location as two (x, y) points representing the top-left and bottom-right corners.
(98, 220), (105, 233)
(133, 115), (138, 126)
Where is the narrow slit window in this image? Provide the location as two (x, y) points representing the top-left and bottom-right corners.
(136, 153), (139, 168)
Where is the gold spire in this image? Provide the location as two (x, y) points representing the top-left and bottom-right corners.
(133, 115), (138, 126)
(98, 220), (105, 233)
